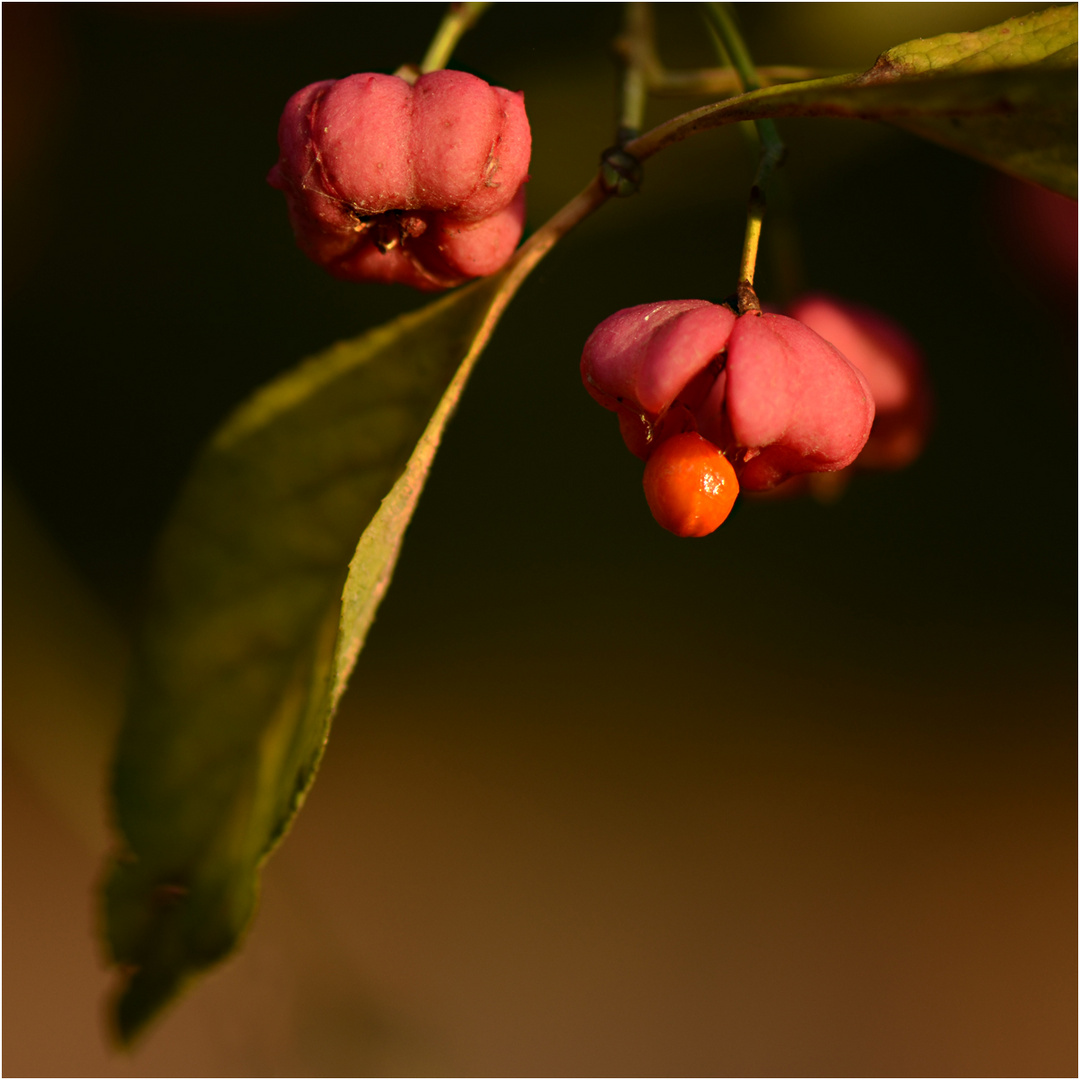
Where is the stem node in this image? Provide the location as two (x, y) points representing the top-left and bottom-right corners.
(600, 146), (644, 198)
(737, 281), (761, 315)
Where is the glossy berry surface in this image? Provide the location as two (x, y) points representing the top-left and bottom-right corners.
(268, 70), (531, 290)
(642, 432), (739, 537)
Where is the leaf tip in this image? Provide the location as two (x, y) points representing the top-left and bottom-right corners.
(109, 964), (187, 1049)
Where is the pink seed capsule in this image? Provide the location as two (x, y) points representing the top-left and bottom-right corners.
(268, 70), (531, 289)
(580, 300), (876, 493)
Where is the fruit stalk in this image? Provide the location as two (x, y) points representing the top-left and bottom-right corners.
(704, 3), (785, 294)
(420, 2), (492, 74)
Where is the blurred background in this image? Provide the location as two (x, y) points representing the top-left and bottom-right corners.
(4, 3), (1075, 1074)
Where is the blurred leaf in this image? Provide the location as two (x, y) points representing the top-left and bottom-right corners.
(640, 5), (1077, 196)
(104, 267), (516, 1043)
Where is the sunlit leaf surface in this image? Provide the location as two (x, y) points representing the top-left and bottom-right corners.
(104, 268), (513, 1042)
(873, 6), (1078, 197)
(636, 5), (1077, 197)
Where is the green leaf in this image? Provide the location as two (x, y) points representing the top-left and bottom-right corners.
(104, 267), (518, 1043)
(876, 5), (1077, 76)
(635, 5), (1078, 196)
(869, 5), (1078, 196)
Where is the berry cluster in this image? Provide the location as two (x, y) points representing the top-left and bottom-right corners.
(581, 296), (928, 536)
(269, 69), (531, 290)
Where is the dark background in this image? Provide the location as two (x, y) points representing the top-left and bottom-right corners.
(5, 3), (1076, 1074)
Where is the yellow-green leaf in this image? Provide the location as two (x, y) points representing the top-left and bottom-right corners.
(877, 4), (1077, 76)
(869, 5), (1078, 196)
(103, 267), (517, 1043)
(633, 5), (1078, 197)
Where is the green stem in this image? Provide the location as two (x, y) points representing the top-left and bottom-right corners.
(623, 72), (856, 161)
(703, 16), (760, 165)
(618, 0), (832, 97)
(420, 2), (492, 74)
(705, 2), (762, 91)
(704, 2), (786, 304)
(493, 67), (870, 317)
(597, 2), (651, 196)
(649, 65), (834, 96)
(619, 57), (648, 144)
(738, 191), (765, 300)
(616, 2), (653, 139)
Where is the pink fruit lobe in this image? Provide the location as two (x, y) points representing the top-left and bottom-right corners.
(581, 301), (735, 459)
(785, 294), (930, 470)
(705, 311), (876, 491)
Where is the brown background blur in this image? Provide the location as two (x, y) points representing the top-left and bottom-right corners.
(4, 3), (1076, 1075)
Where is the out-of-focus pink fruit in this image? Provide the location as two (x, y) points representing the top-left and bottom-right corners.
(786, 294), (931, 470)
(268, 70), (531, 290)
(581, 300), (875, 492)
(990, 176), (1078, 313)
